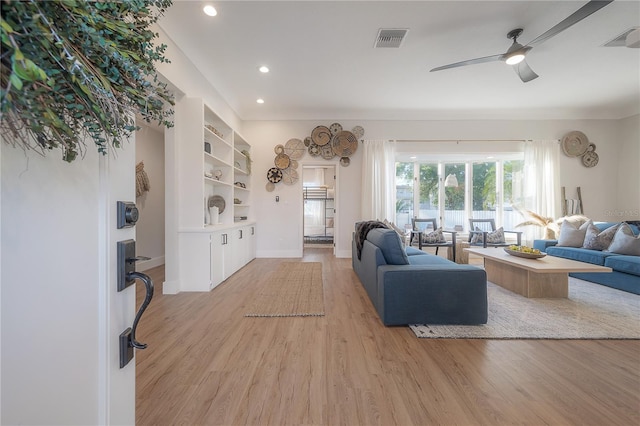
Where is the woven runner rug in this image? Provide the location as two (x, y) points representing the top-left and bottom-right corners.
(245, 262), (324, 317)
(410, 278), (640, 339)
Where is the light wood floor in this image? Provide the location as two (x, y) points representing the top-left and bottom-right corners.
(136, 248), (640, 425)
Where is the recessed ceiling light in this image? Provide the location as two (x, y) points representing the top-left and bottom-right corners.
(203, 5), (217, 16)
(256, 98), (265, 104)
(258, 65), (270, 73)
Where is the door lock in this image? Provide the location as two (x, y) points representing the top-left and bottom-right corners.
(117, 201), (139, 228)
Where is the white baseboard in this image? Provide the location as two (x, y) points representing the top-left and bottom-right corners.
(335, 249), (351, 258)
(256, 249), (302, 258)
(137, 255), (165, 272)
(162, 280), (180, 294)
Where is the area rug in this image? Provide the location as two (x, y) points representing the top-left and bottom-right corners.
(410, 278), (640, 339)
(245, 262), (324, 317)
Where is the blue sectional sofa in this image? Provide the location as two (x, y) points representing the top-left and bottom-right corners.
(534, 222), (640, 295)
(352, 227), (488, 326)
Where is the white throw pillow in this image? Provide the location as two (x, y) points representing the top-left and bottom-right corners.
(607, 223), (640, 256)
(557, 219), (592, 247)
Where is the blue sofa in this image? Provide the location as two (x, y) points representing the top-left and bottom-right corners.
(534, 222), (640, 295)
(352, 227), (488, 326)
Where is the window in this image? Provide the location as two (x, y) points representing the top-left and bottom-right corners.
(395, 156), (524, 235)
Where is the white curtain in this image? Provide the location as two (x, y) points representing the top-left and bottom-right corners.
(361, 140), (396, 221)
(522, 140), (561, 243)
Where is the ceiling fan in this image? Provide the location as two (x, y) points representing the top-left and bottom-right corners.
(430, 0), (614, 82)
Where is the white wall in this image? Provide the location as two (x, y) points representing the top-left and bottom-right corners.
(135, 123), (166, 270)
(616, 114), (640, 221)
(244, 117), (631, 258)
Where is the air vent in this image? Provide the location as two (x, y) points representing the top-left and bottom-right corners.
(374, 28), (409, 48)
(603, 27), (639, 47)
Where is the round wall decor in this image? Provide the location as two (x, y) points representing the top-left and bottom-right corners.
(311, 125), (332, 146)
(582, 143), (599, 168)
(281, 167), (299, 185)
(274, 144), (285, 155)
(265, 182), (275, 192)
(329, 122), (343, 135)
(561, 131), (589, 157)
(308, 142), (320, 156)
(267, 167), (283, 183)
(274, 153), (291, 169)
(284, 138), (305, 160)
(331, 130), (358, 157)
(352, 126), (364, 139)
(321, 144), (335, 160)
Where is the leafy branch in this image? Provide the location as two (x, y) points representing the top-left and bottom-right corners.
(0, 0), (174, 162)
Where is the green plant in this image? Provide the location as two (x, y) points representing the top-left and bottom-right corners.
(1, 0), (174, 162)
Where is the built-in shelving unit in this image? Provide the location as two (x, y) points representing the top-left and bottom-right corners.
(176, 97), (255, 292)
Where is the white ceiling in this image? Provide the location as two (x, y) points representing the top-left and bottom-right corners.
(158, 0), (640, 121)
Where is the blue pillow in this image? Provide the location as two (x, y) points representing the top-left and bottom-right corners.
(366, 228), (409, 265)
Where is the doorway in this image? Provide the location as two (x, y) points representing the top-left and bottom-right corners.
(134, 117), (166, 273)
(302, 165), (336, 252)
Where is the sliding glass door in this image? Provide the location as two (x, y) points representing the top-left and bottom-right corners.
(395, 157), (524, 233)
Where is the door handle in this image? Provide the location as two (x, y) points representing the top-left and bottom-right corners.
(119, 271), (154, 368)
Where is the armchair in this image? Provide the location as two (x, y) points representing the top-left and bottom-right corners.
(410, 218), (457, 260)
(468, 218), (522, 248)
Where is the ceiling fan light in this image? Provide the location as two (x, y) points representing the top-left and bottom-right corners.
(506, 53), (525, 65)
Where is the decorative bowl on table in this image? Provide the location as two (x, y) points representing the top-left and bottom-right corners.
(503, 246), (546, 259)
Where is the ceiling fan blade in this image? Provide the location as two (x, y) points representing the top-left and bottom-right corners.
(514, 59), (539, 83)
(526, 0), (613, 47)
(430, 54), (504, 72)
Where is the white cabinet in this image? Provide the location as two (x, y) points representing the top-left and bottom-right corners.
(176, 97), (255, 292)
(179, 223), (256, 292)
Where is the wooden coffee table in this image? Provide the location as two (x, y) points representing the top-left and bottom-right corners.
(465, 247), (612, 298)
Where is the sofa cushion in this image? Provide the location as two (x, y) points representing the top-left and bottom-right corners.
(408, 254), (454, 266)
(608, 223), (640, 256)
(366, 228), (409, 265)
(405, 246), (427, 256)
(604, 255), (640, 277)
(557, 219), (592, 247)
(546, 246), (613, 266)
(583, 222), (619, 251)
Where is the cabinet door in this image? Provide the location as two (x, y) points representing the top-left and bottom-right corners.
(230, 227), (246, 273)
(211, 231), (228, 288)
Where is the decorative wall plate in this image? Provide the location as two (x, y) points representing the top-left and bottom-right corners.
(281, 167), (299, 185)
(267, 167), (283, 183)
(304, 137), (312, 147)
(284, 138), (306, 160)
(331, 130), (358, 157)
(311, 125), (332, 146)
(340, 157), (350, 167)
(308, 142), (320, 156)
(321, 144), (335, 160)
(274, 144), (285, 155)
(329, 122), (343, 135)
(561, 131), (589, 157)
(582, 144), (599, 168)
(208, 195), (226, 214)
(352, 126), (364, 139)
(289, 159), (298, 169)
(274, 153), (291, 169)
(265, 182), (275, 192)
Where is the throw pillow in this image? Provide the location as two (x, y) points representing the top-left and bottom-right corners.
(470, 226), (484, 244)
(486, 227), (505, 244)
(557, 219), (592, 247)
(582, 223), (619, 251)
(422, 227), (446, 244)
(607, 223), (640, 256)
